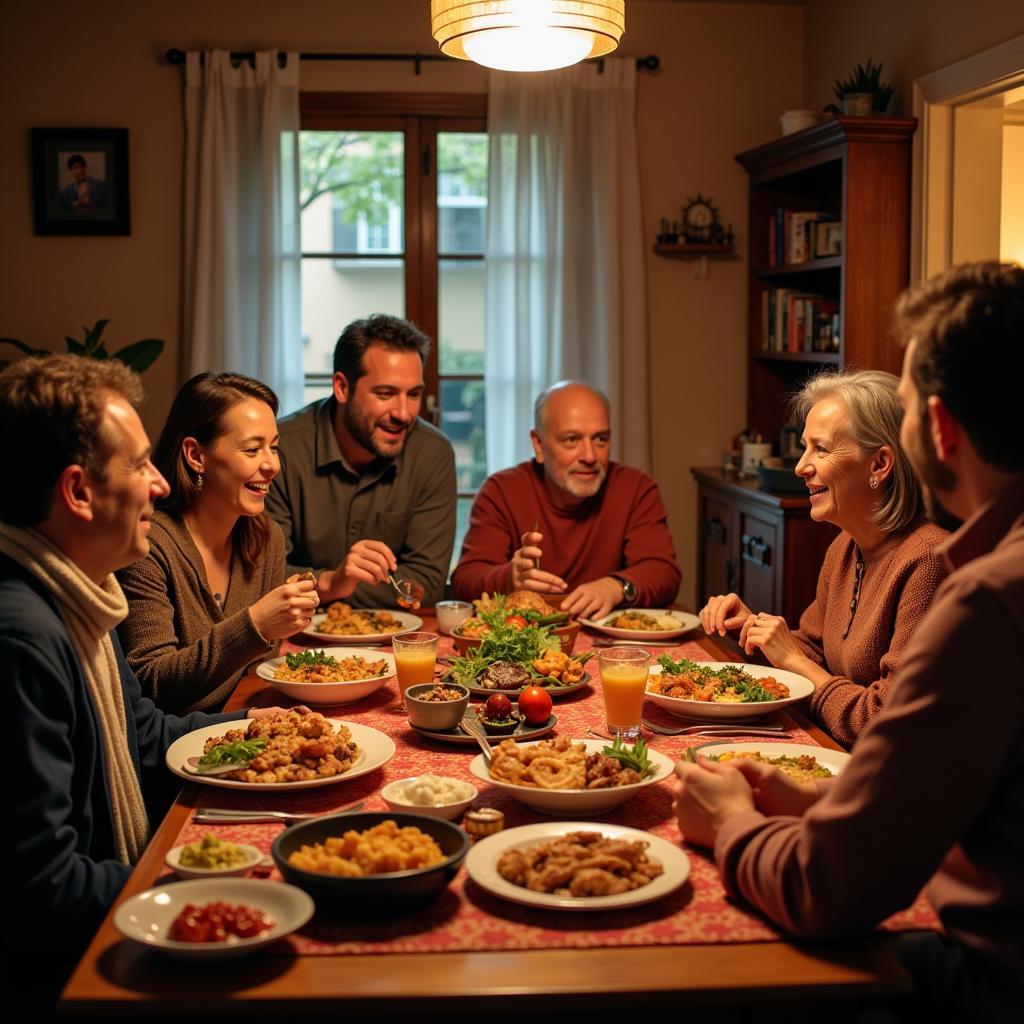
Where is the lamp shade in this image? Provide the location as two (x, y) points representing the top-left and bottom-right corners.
(431, 1), (626, 73)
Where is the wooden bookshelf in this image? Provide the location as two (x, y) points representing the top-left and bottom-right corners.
(735, 116), (916, 443)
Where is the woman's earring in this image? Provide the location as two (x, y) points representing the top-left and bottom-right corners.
(869, 476), (879, 490)
(196, 473), (204, 492)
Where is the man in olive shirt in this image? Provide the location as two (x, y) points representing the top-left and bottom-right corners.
(267, 315), (456, 609)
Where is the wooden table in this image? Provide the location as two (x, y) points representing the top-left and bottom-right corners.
(60, 616), (910, 1017)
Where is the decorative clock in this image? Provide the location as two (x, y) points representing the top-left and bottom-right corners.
(681, 194), (723, 244)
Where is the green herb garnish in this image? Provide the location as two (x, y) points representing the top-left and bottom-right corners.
(198, 737), (267, 768)
(285, 649), (339, 670)
(655, 657), (780, 703)
(601, 735), (653, 778)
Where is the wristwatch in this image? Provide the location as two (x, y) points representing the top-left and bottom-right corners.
(614, 576), (638, 606)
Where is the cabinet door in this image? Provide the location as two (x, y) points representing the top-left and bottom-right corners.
(737, 508), (780, 613)
(699, 493), (735, 600)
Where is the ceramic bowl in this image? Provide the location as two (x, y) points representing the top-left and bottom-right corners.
(381, 776), (478, 821)
(272, 811), (470, 910)
(165, 841), (263, 879)
(404, 682), (470, 731)
(435, 600), (473, 635)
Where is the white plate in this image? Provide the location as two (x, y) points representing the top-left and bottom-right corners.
(256, 647), (395, 705)
(465, 822), (690, 911)
(301, 608), (423, 644)
(645, 661), (814, 721)
(166, 842), (264, 879)
(691, 740), (851, 776)
(468, 738), (674, 815)
(165, 719), (395, 791)
(114, 878), (313, 959)
(581, 608), (700, 641)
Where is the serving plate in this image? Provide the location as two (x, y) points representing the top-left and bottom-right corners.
(113, 878), (313, 959)
(409, 708), (558, 746)
(645, 661), (814, 721)
(465, 822), (690, 911)
(468, 738), (674, 815)
(165, 719), (395, 791)
(301, 608), (423, 645)
(458, 670), (591, 700)
(691, 740), (851, 777)
(256, 647), (395, 705)
(580, 609), (700, 641)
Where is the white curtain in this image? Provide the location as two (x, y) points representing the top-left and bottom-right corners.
(484, 57), (649, 473)
(183, 50), (303, 413)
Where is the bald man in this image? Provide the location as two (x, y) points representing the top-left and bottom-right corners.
(451, 381), (680, 620)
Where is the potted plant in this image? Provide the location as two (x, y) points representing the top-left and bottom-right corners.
(833, 58), (894, 116)
(0, 318), (164, 372)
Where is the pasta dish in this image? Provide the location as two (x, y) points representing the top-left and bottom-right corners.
(649, 657), (788, 704)
(316, 602), (403, 636)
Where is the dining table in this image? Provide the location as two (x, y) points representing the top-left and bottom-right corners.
(60, 607), (930, 1017)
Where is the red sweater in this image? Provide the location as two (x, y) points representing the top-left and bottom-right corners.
(451, 460), (681, 605)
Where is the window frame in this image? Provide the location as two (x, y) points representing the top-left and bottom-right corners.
(299, 92), (486, 412)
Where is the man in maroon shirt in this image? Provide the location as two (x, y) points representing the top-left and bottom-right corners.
(673, 262), (1024, 1021)
(451, 381), (680, 619)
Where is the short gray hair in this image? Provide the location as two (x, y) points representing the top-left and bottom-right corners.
(533, 380), (610, 432)
(791, 368), (923, 535)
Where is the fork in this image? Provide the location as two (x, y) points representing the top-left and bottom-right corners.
(194, 800), (364, 825)
(641, 718), (786, 737)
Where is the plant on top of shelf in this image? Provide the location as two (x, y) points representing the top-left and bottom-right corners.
(0, 319), (164, 373)
(833, 58), (894, 115)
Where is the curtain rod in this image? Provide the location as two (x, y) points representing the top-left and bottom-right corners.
(164, 49), (659, 75)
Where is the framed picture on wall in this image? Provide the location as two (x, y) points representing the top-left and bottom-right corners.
(31, 127), (130, 236)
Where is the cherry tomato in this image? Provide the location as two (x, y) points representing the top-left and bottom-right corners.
(504, 615), (528, 629)
(517, 684), (553, 725)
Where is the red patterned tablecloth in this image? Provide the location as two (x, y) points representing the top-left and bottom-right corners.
(164, 629), (939, 955)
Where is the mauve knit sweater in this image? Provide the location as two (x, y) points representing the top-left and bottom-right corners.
(795, 517), (949, 747)
(116, 512), (282, 713)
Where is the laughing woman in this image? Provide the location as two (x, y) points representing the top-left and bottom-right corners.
(117, 373), (318, 713)
(699, 369), (949, 748)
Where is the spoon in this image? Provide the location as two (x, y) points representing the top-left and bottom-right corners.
(387, 573), (424, 610)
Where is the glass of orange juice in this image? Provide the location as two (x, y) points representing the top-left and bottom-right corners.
(392, 631), (439, 706)
(598, 647), (651, 740)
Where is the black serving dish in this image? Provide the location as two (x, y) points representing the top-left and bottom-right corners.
(272, 811), (469, 911)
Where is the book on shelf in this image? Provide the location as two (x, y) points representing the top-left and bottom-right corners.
(760, 287), (840, 353)
(766, 209), (841, 266)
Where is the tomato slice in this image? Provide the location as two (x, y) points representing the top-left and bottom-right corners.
(504, 615), (528, 629)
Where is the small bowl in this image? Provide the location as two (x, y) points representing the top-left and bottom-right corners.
(381, 776), (478, 820)
(435, 600), (473, 635)
(480, 715), (521, 736)
(404, 682), (470, 731)
(452, 620), (581, 655)
(780, 109), (821, 135)
(166, 841), (264, 879)
(272, 811), (470, 910)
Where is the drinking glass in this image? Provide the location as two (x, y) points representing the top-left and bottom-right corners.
(392, 631), (439, 705)
(597, 647), (651, 740)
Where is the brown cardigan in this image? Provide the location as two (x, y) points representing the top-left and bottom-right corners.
(795, 517), (949, 746)
(116, 511), (283, 713)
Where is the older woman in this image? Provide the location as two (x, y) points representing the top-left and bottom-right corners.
(117, 373), (319, 713)
(700, 368), (948, 747)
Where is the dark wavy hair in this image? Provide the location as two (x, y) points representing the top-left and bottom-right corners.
(895, 261), (1024, 473)
(0, 355), (143, 526)
(152, 372), (279, 568)
(333, 314), (431, 389)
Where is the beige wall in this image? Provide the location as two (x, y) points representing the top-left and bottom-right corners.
(0, 0), (798, 606)
(1001, 123), (1024, 265)
(802, 0), (1024, 116)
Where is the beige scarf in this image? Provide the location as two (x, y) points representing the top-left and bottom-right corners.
(0, 524), (149, 864)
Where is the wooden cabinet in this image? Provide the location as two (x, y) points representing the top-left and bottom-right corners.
(735, 116), (916, 444)
(692, 467), (838, 626)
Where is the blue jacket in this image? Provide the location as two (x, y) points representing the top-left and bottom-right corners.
(1, 554), (243, 954)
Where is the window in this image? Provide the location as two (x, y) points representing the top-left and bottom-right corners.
(298, 93), (487, 561)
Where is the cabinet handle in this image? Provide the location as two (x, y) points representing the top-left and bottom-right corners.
(726, 557), (738, 592)
(704, 515), (726, 545)
(741, 533), (772, 567)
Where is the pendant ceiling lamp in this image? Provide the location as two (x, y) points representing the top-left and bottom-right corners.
(431, 1), (625, 73)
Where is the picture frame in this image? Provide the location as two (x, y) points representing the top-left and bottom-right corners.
(31, 127), (130, 236)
